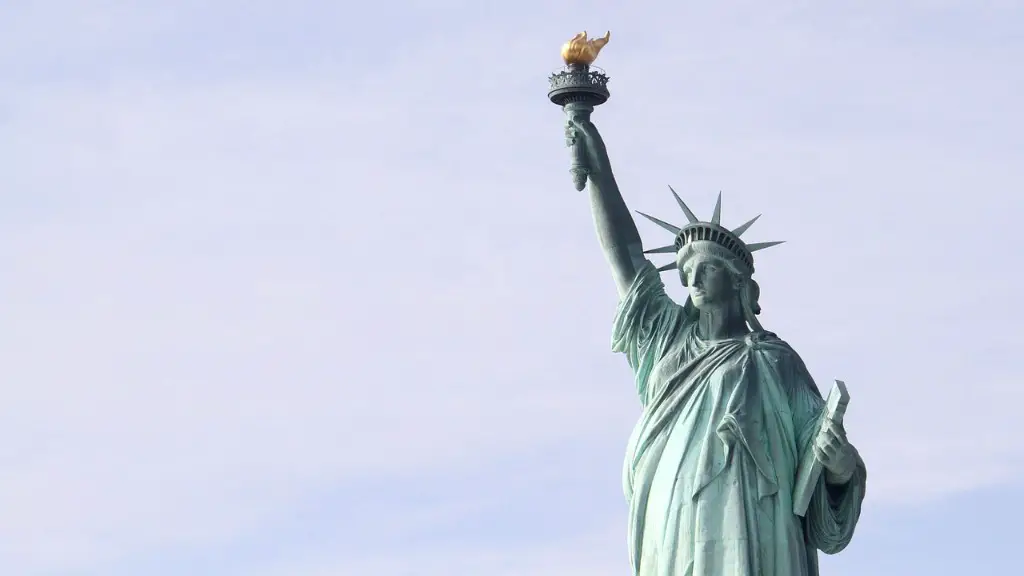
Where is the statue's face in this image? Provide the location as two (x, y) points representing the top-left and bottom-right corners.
(679, 254), (736, 310)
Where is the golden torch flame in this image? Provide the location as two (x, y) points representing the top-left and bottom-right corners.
(560, 31), (610, 66)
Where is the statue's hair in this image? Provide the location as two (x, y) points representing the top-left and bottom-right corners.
(676, 241), (752, 278)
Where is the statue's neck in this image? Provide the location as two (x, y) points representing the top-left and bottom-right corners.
(697, 304), (748, 341)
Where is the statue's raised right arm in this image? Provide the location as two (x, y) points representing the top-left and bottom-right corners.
(569, 116), (646, 298)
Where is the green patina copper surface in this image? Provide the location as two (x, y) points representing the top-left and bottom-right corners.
(548, 36), (867, 576)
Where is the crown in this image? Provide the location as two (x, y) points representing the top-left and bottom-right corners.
(636, 186), (784, 274)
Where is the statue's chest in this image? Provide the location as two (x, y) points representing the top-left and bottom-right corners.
(651, 340), (748, 400)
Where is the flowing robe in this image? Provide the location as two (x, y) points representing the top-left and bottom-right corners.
(613, 262), (866, 576)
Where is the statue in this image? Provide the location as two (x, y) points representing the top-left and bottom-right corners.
(547, 33), (867, 576)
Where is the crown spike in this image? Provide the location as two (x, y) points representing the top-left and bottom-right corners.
(731, 214), (761, 237)
(643, 244), (677, 254)
(667, 185), (699, 224)
(635, 211), (680, 234)
(656, 261), (678, 272)
(711, 192), (722, 225)
(747, 240), (786, 252)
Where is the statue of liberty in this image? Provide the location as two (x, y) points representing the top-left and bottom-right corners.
(550, 32), (867, 576)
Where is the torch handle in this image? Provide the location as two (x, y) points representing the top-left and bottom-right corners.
(563, 102), (595, 191)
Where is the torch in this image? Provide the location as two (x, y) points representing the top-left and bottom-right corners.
(548, 31), (612, 191)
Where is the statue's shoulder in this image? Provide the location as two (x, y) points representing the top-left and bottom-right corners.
(743, 330), (783, 348)
(744, 332), (818, 391)
(744, 331), (802, 362)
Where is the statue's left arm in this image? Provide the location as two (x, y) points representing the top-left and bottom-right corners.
(784, 349), (868, 554)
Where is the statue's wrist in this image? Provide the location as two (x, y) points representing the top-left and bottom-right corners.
(824, 450), (858, 485)
(825, 467), (853, 485)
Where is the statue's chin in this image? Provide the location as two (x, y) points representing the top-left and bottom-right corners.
(690, 296), (730, 313)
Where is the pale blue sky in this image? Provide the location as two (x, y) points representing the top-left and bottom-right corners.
(1, 1), (1022, 575)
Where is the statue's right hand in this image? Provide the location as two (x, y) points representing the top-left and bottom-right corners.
(567, 117), (610, 172)
(568, 116), (600, 145)
(564, 121), (579, 149)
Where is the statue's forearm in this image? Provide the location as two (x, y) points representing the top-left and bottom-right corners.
(564, 111), (646, 296)
(588, 159), (641, 243)
(587, 169), (645, 296)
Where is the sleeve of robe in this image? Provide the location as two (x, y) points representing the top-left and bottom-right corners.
(784, 348), (868, 555)
(610, 260), (687, 405)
